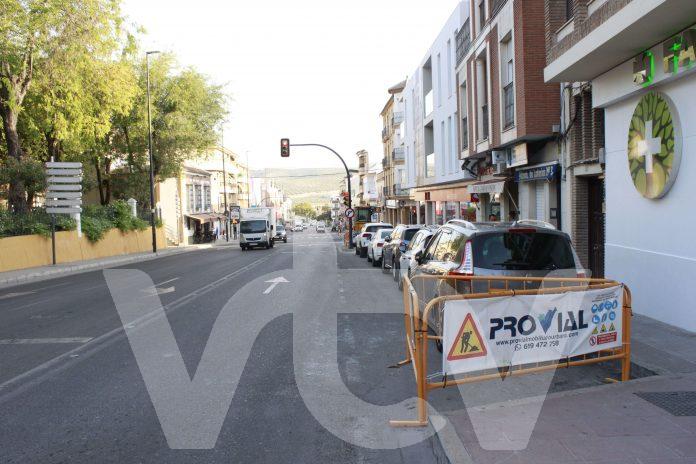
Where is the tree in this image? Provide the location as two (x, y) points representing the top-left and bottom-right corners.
(109, 54), (227, 208)
(0, 0), (124, 213)
(293, 202), (316, 220)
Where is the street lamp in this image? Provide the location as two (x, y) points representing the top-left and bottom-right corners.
(220, 127), (229, 242)
(146, 50), (160, 254)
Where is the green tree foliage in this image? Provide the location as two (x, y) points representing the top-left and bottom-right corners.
(292, 202), (317, 220)
(0, 0), (124, 213)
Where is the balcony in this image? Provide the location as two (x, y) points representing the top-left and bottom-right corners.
(503, 83), (514, 129)
(383, 186), (390, 197)
(392, 111), (404, 126)
(424, 90), (434, 117)
(382, 157), (388, 168)
(393, 184), (409, 197)
(455, 20), (471, 67)
(382, 127), (389, 142)
(392, 146), (405, 162)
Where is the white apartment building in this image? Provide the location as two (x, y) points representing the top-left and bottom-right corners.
(403, 1), (475, 225)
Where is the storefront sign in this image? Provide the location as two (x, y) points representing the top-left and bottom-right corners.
(509, 143), (528, 168)
(443, 286), (624, 376)
(468, 181), (505, 195)
(634, 25), (696, 87)
(627, 91), (681, 199)
(386, 199), (397, 209)
(515, 163), (558, 182)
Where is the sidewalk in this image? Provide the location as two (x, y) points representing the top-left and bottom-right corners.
(433, 314), (696, 464)
(0, 244), (207, 290)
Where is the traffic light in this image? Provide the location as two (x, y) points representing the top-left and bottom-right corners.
(281, 138), (290, 157)
(342, 191), (350, 207)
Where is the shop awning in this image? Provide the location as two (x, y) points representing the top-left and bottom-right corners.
(185, 213), (223, 223)
(467, 179), (507, 195)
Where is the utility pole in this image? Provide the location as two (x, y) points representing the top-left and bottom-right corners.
(146, 50), (160, 254)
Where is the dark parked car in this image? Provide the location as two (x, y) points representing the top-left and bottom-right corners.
(381, 225), (427, 282)
(412, 220), (584, 351)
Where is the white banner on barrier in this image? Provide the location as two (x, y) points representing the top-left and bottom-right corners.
(442, 285), (623, 376)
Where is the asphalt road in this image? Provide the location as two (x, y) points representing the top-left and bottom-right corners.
(0, 232), (446, 464)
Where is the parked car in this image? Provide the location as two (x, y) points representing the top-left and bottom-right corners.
(396, 227), (438, 290)
(381, 225), (427, 282)
(367, 228), (393, 267)
(293, 225), (303, 232)
(273, 224), (288, 243)
(316, 224), (326, 233)
(354, 222), (393, 258)
(412, 220), (584, 351)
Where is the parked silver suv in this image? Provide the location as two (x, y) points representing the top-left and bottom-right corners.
(412, 219), (584, 351)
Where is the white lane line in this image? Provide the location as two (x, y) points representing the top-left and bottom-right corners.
(0, 291), (37, 300)
(156, 277), (180, 286)
(0, 337), (93, 345)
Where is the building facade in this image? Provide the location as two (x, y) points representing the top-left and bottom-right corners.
(379, 81), (415, 224)
(544, 0), (696, 331)
(456, 0), (561, 225)
(403, 2), (474, 226)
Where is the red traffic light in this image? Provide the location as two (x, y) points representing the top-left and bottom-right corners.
(281, 138), (290, 157)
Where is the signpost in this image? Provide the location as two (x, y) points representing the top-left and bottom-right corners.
(345, 208), (355, 219)
(45, 162), (83, 265)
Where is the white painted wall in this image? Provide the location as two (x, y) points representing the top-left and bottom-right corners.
(602, 74), (696, 332)
(402, 1), (471, 189)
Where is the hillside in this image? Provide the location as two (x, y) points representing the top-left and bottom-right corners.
(252, 168), (346, 206)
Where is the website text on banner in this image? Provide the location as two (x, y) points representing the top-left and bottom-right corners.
(443, 285), (624, 376)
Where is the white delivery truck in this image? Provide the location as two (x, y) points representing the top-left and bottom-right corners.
(239, 207), (276, 250)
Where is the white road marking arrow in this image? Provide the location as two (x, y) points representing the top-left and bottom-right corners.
(263, 277), (289, 294)
(141, 286), (176, 296)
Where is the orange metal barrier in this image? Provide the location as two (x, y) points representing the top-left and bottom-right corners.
(390, 275), (633, 427)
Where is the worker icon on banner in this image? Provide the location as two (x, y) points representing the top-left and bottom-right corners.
(447, 313), (487, 361)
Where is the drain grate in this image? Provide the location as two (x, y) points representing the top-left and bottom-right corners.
(635, 391), (696, 416)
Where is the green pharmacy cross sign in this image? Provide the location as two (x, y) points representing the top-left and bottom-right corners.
(627, 92), (681, 199)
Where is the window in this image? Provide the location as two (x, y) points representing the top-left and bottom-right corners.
(425, 153), (435, 178)
(186, 184), (194, 213)
(476, 53), (489, 141)
(436, 53), (442, 107)
(472, 233), (576, 270)
(441, 120), (446, 176)
(204, 185), (211, 211)
(447, 40), (452, 97)
(460, 82), (468, 150)
(194, 184), (202, 212)
(565, 0), (574, 21)
(478, 0), (486, 31)
(501, 36), (514, 129)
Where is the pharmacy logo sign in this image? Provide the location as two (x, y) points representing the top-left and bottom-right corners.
(627, 92), (682, 199)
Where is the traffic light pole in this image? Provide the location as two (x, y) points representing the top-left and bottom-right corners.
(289, 143), (353, 248)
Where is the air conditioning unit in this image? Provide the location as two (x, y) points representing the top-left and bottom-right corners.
(598, 147), (606, 164)
(491, 150), (506, 165)
(552, 124), (561, 135)
(494, 162), (507, 175)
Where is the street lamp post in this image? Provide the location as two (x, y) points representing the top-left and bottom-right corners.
(221, 129), (229, 242)
(146, 50), (160, 254)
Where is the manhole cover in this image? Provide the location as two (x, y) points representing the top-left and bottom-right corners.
(635, 391), (696, 416)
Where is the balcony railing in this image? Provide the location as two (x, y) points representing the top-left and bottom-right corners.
(383, 186), (390, 197)
(480, 104), (489, 141)
(392, 146), (405, 162)
(392, 111), (404, 126)
(455, 21), (471, 67)
(461, 116), (469, 150)
(382, 127), (389, 141)
(382, 157), (388, 168)
(424, 90), (434, 117)
(393, 184), (409, 197)
(503, 83), (515, 129)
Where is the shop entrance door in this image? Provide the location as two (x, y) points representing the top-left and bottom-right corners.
(588, 177), (605, 278)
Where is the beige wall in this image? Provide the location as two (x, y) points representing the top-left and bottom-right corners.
(0, 228), (166, 273)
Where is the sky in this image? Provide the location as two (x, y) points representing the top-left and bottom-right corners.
(121, 0), (462, 171)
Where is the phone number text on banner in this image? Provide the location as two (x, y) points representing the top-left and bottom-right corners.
(442, 286), (623, 376)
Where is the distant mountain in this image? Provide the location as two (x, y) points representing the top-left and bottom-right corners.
(251, 168), (346, 206)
